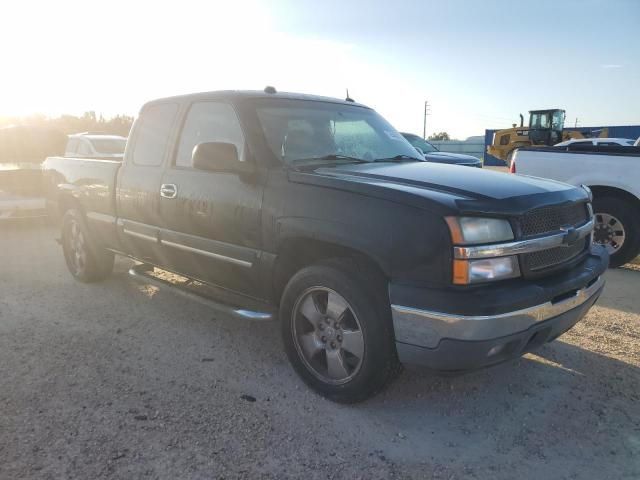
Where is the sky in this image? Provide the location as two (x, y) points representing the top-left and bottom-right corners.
(1, 0), (638, 139)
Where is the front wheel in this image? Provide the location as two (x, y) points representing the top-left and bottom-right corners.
(280, 261), (400, 403)
(61, 209), (114, 282)
(592, 197), (640, 268)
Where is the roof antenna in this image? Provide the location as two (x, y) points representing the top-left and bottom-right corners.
(345, 88), (354, 102)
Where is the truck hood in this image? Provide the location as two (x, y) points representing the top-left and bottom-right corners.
(423, 151), (481, 165)
(289, 161), (587, 216)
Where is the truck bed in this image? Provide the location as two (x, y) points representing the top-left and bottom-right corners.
(0, 162), (47, 219)
(0, 193), (46, 220)
(513, 145), (640, 201)
(42, 156), (122, 240)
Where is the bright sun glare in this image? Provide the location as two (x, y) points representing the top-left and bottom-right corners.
(0, 0), (443, 135)
(1, 1), (278, 116)
(4, 0), (638, 138)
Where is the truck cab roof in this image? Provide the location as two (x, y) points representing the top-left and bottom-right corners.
(142, 89), (370, 110)
(68, 133), (127, 141)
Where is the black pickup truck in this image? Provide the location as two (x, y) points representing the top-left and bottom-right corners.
(43, 89), (608, 402)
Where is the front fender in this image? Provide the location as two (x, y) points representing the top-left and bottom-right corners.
(568, 177), (639, 201)
(275, 216), (393, 274)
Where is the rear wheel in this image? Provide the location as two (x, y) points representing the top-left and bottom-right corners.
(592, 196), (640, 268)
(61, 209), (114, 282)
(280, 260), (400, 403)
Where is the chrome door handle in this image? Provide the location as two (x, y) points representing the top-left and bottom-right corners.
(160, 184), (177, 199)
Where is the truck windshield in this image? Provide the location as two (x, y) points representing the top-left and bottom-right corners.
(88, 138), (127, 155)
(551, 111), (564, 131)
(255, 100), (421, 164)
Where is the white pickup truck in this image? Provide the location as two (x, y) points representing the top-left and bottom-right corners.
(512, 144), (640, 267)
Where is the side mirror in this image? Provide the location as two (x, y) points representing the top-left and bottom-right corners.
(192, 142), (253, 173)
(414, 146), (425, 156)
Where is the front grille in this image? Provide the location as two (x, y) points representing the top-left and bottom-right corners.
(523, 238), (588, 272)
(520, 203), (588, 237)
(518, 202), (591, 276)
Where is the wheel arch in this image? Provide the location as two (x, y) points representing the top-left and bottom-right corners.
(271, 237), (389, 305)
(589, 185), (640, 210)
(56, 191), (84, 218)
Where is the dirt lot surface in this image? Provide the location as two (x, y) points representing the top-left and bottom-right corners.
(1, 221), (639, 479)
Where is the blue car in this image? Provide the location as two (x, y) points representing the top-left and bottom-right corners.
(401, 132), (482, 168)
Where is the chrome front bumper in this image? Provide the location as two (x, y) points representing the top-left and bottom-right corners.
(392, 275), (604, 350)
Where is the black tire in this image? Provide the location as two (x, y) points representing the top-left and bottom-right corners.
(280, 259), (400, 403)
(61, 209), (114, 282)
(592, 196), (640, 268)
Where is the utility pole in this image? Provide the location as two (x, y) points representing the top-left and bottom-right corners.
(574, 117), (579, 128)
(423, 100), (431, 140)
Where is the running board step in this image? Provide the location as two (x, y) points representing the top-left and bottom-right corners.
(128, 264), (275, 321)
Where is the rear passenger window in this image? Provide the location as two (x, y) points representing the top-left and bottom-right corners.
(175, 102), (245, 168)
(65, 138), (79, 156)
(132, 103), (178, 166)
(77, 140), (91, 156)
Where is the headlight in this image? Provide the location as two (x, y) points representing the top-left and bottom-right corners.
(445, 217), (514, 245)
(453, 256), (520, 285)
(446, 216), (519, 285)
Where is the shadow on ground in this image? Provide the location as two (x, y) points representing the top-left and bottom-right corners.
(2, 220), (639, 479)
(597, 267), (640, 315)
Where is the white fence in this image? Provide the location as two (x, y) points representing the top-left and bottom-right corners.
(430, 139), (485, 160)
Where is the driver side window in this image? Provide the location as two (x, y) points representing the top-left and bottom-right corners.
(77, 140), (92, 156)
(552, 112), (563, 130)
(175, 102), (245, 168)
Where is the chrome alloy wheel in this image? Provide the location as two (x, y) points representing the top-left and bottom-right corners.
(593, 213), (625, 255)
(67, 219), (87, 275)
(291, 287), (365, 384)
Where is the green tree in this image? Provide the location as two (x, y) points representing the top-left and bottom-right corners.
(428, 132), (450, 141)
(0, 112), (134, 136)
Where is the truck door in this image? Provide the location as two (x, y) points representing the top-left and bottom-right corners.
(116, 102), (179, 264)
(158, 101), (263, 297)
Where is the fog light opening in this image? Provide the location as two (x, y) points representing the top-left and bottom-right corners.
(487, 344), (505, 358)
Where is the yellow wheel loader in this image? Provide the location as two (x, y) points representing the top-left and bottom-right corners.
(487, 109), (609, 163)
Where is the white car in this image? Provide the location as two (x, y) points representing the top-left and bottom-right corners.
(65, 133), (127, 159)
(512, 145), (640, 267)
(555, 137), (636, 147)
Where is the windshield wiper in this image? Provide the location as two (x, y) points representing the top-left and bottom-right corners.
(289, 154), (369, 165)
(373, 154), (423, 163)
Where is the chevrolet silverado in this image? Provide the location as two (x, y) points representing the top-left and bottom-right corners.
(43, 89), (608, 402)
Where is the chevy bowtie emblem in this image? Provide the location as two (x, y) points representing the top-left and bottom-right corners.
(561, 225), (579, 245)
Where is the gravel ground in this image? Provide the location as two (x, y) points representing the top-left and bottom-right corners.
(1, 221), (639, 479)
